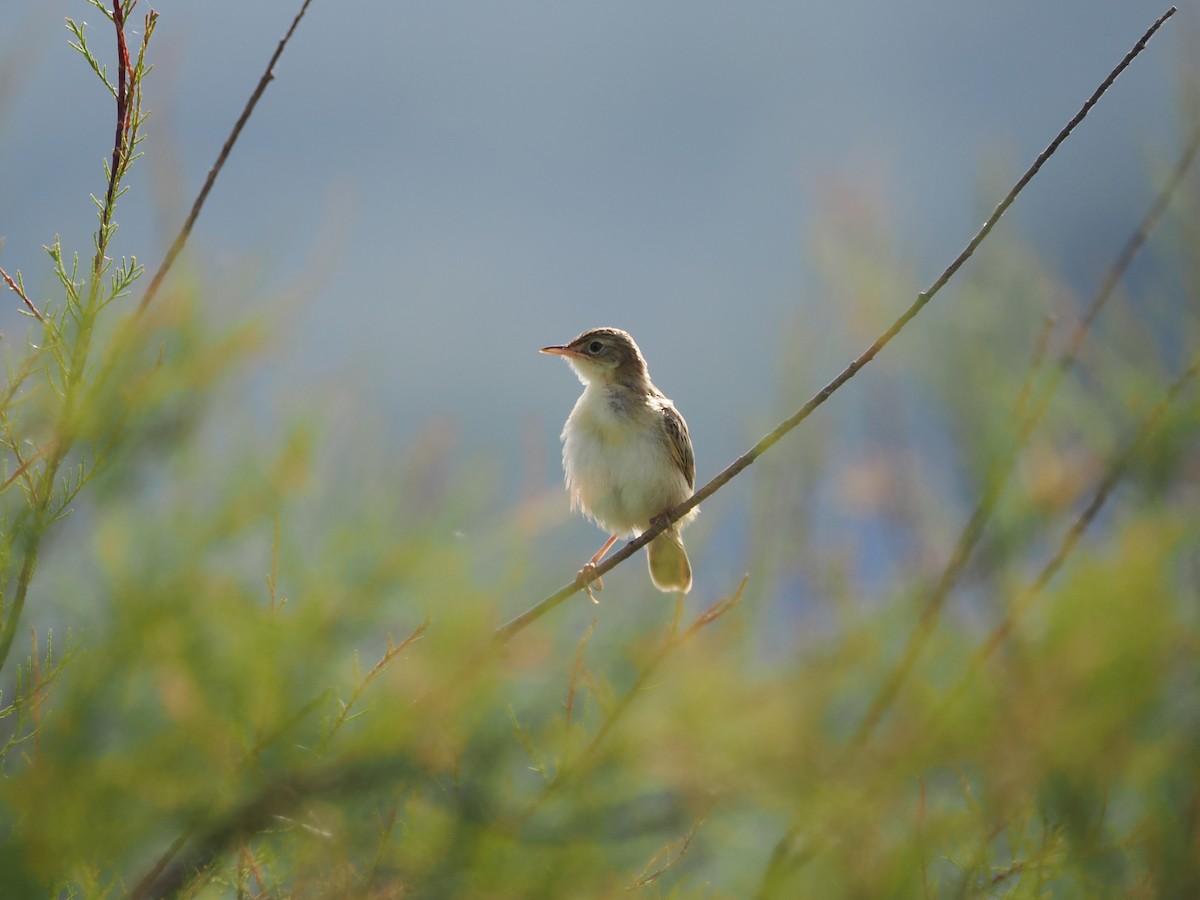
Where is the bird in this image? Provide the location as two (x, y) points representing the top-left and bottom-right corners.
(540, 327), (697, 594)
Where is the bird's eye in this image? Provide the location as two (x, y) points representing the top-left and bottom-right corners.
(587, 341), (604, 354)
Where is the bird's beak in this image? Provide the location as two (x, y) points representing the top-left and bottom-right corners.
(540, 345), (580, 358)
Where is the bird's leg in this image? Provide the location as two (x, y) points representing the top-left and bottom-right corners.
(577, 534), (618, 603)
(589, 535), (619, 565)
(649, 511), (672, 532)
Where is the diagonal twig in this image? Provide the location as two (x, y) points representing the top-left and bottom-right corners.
(518, 577), (746, 822)
(93, 0), (131, 282)
(0, 265), (46, 323)
(980, 356), (1198, 662)
(0, 0), (139, 676)
(498, 4), (1180, 646)
(137, 0), (316, 314)
(845, 117), (1200, 755)
(922, 354), (1199, 736)
(752, 9), (1179, 895)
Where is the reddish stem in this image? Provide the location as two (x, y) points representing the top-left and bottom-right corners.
(98, 0), (131, 273)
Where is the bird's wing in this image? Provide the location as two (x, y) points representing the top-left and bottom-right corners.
(660, 402), (695, 489)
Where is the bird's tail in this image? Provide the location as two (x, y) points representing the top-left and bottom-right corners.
(647, 527), (692, 594)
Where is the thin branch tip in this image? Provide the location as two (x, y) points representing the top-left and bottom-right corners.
(137, 0), (315, 314)
(554, 1), (1179, 628)
(0, 266), (46, 324)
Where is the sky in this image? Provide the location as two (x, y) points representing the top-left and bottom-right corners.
(0, 1), (1193, 591)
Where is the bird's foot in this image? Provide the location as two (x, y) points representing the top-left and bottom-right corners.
(576, 562), (603, 603)
(650, 512), (671, 531)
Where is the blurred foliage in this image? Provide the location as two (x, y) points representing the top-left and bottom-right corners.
(1, 5), (1198, 899)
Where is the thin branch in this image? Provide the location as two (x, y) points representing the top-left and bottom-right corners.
(563, 618), (597, 729)
(630, 804), (712, 888)
(0, 439), (52, 498)
(498, 5), (1179, 646)
(266, 513), (282, 611)
(129, 755), (420, 900)
(910, 355), (1200, 758)
(134, 615), (423, 897)
(133, 577), (744, 899)
(1010, 313), (1057, 424)
(322, 619), (430, 748)
(752, 10), (1179, 895)
(520, 578), (746, 821)
(137, 0), (316, 314)
(845, 116), (1200, 756)
(94, 0), (130, 281)
(0, 550), (39, 677)
(754, 322), (1198, 900)
(0, 0), (137, 676)
(0, 265), (46, 323)
(979, 355), (1198, 663)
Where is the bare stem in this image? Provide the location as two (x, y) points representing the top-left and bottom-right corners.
(95, 0), (131, 282)
(845, 117), (1200, 756)
(518, 578), (746, 821)
(985, 356), (1198, 660)
(501, 5), (1179, 646)
(923, 355), (1200, 737)
(753, 9), (1179, 894)
(137, 0), (316, 314)
(0, 265), (46, 323)
(0, 0), (137, 675)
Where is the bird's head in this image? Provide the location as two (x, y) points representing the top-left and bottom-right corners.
(540, 327), (651, 389)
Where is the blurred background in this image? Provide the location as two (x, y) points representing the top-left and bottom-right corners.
(2, 1), (1187, 518)
(1, 2), (1198, 895)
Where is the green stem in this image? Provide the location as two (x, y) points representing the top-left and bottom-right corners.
(0, 541), (39, 673)
(0, 0), (136, 675)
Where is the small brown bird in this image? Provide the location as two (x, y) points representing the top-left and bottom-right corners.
(541, 327), (697, 593)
